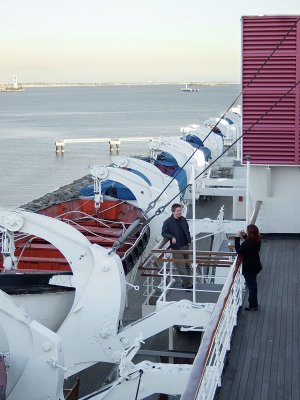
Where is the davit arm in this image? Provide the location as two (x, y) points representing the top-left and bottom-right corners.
(0, 210), (214, 393)
(0, 210), (127, 376)
(0, 290), (65, 400)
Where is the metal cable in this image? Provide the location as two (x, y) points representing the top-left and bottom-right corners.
(110, 18), (300, 253)
(146, 78), (300, 221)
(112, 81), (300, 254)
(144, 16), (300, 215)
(134, 369), (144, 400)
(201, 15), (300, 144)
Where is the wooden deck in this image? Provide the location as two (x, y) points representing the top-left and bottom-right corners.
(216, 236), (300, 400)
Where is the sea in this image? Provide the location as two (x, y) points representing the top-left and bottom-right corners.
(0, 84), (240, 209)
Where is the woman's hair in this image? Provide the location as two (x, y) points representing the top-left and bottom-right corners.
(246, 224), (261, 242)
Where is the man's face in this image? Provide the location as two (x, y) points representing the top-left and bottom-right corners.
(173, 207), (182, 219)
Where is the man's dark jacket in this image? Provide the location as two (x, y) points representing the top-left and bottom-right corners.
(235, 237), (262, 276)
(162, 215), (191, 249)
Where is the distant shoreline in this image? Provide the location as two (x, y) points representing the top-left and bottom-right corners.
(22, 82), (239, 88)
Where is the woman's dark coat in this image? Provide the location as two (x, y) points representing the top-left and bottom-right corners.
(235, 237), (262, 276)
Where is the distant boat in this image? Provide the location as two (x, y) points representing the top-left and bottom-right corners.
(181, 84), (200, 92)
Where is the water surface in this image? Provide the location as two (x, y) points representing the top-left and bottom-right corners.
(0, 84), (240, 208)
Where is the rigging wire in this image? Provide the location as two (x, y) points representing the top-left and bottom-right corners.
(134, 370), (144, 400)
(145, 78), (300, 222)
(111, 79), (300, 254)
(144, 16), (300, 215)
(201, 15), (300, 144)
(109, 17), (300, 253)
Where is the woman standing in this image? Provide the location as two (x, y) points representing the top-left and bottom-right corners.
(235, 224), (262, 311)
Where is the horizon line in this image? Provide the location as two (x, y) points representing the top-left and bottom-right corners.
(20, 81), (240, 87)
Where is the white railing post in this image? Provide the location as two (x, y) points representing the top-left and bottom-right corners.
(180, 260), (245, 400)
(225, 299), (231, 352)
(163, 261), (167, 302)
(215, 336), (222, 387)
(191, 165), (197, 303)
(202, 379), (208, 400)
(146, 276), (150, 305)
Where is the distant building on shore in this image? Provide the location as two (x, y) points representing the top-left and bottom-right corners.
(0, 75), (24, 92)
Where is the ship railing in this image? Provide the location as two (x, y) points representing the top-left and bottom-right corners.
(139, 244), (242, 399)
(180, 257), (243, 400)
(55, 136), (156, 153)
(154, 249), (235, 303)
(140, 238), (170, 303)
(140, 244), (236, 302)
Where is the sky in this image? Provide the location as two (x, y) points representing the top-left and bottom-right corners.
(0, 0), (299, 83)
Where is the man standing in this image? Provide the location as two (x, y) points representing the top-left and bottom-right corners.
(161, 203), (193, 289)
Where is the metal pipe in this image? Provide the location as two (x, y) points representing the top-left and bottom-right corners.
(109, 218), (142, 254)
(246, 155), (251, 224)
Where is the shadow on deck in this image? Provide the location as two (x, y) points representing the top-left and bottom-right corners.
(216, 236), (300, 400)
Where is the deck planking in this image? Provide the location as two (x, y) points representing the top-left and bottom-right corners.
(216, 237), (300, 400)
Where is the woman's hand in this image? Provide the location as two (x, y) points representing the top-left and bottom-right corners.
(236, 230), (245, 238)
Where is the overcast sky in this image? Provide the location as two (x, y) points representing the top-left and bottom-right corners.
(0, 0), (299, 83)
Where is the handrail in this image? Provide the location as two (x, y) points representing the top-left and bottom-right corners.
(181, 259), (241, 400)
(138, 238), (169, 270)
(155, 258), (233, 266)
(149, 249), (236, 267)
(152, 249), (235, 256)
